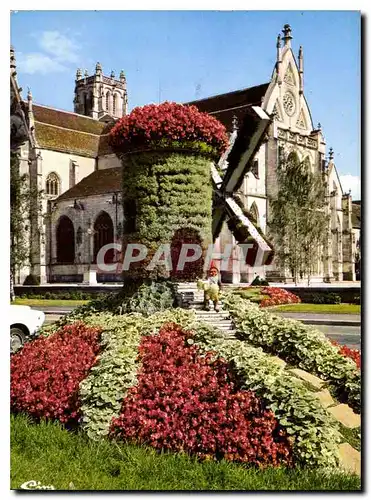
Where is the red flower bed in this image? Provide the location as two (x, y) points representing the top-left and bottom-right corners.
(110, 323), (292, 466)
(260, 287), (301, 308)
(331, 340), (361, 369)
(109, 101), (229, 157)
(11, 322), (102, 425)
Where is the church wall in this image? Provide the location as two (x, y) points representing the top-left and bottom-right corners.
(48, 193), (124, 282)
(39, 149), (96, 193)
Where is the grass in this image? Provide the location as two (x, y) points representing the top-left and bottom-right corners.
(10, 414), (361, 491)
(12, 298), (89, 307)
(268, 304), (361, 314)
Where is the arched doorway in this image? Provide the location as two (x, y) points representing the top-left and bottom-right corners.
(94, 211), (114, 263)
(56, 216), (75, 263)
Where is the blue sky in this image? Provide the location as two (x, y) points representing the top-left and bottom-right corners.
(10, 10), (361, 198)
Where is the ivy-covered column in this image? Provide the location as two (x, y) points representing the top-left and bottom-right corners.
(109, 102), (228, 283)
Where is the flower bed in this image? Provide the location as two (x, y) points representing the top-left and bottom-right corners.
(260, 287), (301, 307)
(15, 306), (342, 468)
(110, 322), (292, 466)
(234, 286), (301, 307)
(11, 322), (102, 425)
(109, 101), (229, 158)
(331, 340), (361, 369)
(223, 293), (360, 413)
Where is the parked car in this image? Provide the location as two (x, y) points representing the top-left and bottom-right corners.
(10, 305), (45, 354)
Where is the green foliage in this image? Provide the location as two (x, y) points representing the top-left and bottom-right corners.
(309, 293), (342, 305)
(10, 152), (30, 274)
(268, 154), (329, 284)
(11, 414), (361, 491)
(121, 281), (176, 315)
(121, 151), (213, 281)
(223, 293), (360, 413)
(79, 314), (143, 440)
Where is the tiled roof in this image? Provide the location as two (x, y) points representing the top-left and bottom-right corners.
(31, 104), (116, 157)
(352, 202), (361, 229)
(185, 83), (270, 132)
(57, 167), (122, 201)
(33, 104), (107, 134)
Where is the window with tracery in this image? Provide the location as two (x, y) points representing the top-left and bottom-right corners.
(106, 92), (110, 111)
(113, 93), (117, 115)
(46, 172), (60, 196)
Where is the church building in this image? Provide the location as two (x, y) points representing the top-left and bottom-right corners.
(10, 24), (360, 285)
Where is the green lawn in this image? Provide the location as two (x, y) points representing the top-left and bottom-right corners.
(10, 414), (360, 491)
(12, 298), (89, 307)
(269, 304), (361, 314)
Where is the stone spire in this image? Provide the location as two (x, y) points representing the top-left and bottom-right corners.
(298, 45), (304, 94)
(110, 70), (115, 79)
(282, 24), (293, 48)
(119, 70), (126, 82)
(328, 147), (334, 162)
(76, 68), (82, 80)
(276, 34), (282, 85)
(95, 62), (102, 76)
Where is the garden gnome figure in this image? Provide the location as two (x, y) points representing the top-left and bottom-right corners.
(203, 262), (222, 312)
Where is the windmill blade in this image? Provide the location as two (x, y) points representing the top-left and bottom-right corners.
(221, 106), (270, 194)
(211, 165), (273, 265)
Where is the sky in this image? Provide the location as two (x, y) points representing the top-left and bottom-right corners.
(10, 10), (361, 198)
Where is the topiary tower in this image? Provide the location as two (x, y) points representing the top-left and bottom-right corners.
(110, 101), (228, 284)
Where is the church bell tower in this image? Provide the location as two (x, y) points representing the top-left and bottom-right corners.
(73, 62), (128, 121)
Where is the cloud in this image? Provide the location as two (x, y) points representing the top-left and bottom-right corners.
(18, 30), (81, 75)
(339, 174), (361, 200)
(38, 31), (80, 64)
(17, 52), (67, 75)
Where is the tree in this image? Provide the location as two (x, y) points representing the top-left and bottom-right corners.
(10, 152), (42, 297)
(268, 153), (329, 285)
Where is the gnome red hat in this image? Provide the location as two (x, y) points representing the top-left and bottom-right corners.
(208, 260), (219, 274)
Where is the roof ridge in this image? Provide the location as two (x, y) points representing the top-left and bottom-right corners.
(185, 82), (269, 105)
(29, 102), (106, 123)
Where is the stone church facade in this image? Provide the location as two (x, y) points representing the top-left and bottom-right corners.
(10, 25), (360, 285)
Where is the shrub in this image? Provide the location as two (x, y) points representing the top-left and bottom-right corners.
(223, 293), (360, 413)
(309, 293), (342, 305)
(110, 322), (292, 466)
(11, 322), (102, 426)
(121, 281), (176, 316)
(331, 341), (361, 369)
(260, 287), (301, 307)
(109, 101), (229, 158)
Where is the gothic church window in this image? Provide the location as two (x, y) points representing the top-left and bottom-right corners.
(249, 202), (260, 226)
(251, 159), (259, 178)
(94, 211), (114, 263)
(113, 93), (117, 115)
(56, 216), (75, 263)
(46, 172), (60, 196)
(106, 91), (110, 112)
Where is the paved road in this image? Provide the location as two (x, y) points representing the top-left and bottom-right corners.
(315, 325), (361, 351)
